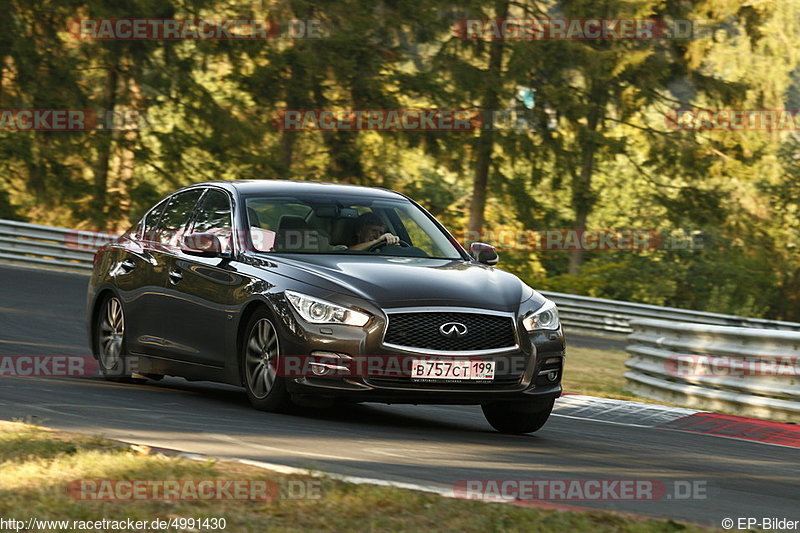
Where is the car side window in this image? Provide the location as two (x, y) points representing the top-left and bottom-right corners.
(245, 199), (314, 252)
(139, 199), (168, 243)
(153, 189), (204, 247)
(189, 189), (233, 253)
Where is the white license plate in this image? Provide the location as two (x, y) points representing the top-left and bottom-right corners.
(410, 360), (495, 381)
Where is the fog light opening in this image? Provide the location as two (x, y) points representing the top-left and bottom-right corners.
(309, 363), (333, 376)
(536, 356), (562, 385)
(308, 352), (352, 377)
(537, 369), (559, 381)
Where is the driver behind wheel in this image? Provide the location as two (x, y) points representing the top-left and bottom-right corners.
(348, 212), (399, 251)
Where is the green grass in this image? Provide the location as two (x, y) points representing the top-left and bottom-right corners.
(562, 344), (640, 400)
(562, 344), (716, 409)
(0, 421), (722, 533)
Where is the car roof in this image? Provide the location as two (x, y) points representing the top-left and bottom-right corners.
(184, 179), (406, 200)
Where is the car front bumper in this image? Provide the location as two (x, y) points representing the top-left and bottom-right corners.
(274, 301), (566, 405)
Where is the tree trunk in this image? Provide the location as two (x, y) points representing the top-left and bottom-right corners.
(568, 88), (604, 274)
(92, 65), (118, 227)
(567, 163), (591, 275)
(279, 131), (296, 177)
(467, 0), (509, 238)
(26, 136), (47, 204)
(111, 74), (142, 231)
(278, 54), (306, 178)
(311, 77), (364, 184)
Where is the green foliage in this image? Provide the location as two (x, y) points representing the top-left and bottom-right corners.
(0, 0), (799, 319)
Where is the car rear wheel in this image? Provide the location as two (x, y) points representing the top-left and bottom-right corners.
(481, 398), (555, 434)
(95, 295), (145, 383)
(241, 309), (293, 412)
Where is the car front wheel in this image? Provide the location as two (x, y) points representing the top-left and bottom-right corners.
(481, 398), (555, 434)
(241, 309), (293, 413)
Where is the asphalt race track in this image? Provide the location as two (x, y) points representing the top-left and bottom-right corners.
(0, 264), (797, 527)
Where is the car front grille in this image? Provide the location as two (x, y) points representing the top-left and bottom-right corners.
(383, 311), (517, 352)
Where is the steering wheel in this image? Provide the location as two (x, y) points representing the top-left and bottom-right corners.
(368, 239), (411, 252)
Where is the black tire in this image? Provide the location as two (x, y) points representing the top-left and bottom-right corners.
(93, 295), (146, 383)
(240, 308), (294, 413)
(481, 399), (555, 434)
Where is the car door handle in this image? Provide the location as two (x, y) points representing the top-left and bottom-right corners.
(120, 259), (136, 272)
(168, 269), (183, 283)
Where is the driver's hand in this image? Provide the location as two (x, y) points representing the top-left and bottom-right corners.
(380, 233), (399, 246)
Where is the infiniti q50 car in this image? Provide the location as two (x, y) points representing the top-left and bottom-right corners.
(87, 180), (565, 434)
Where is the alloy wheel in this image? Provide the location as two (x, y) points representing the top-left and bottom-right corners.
(98, 296), (125, 373)
(245, 318), (280, 399)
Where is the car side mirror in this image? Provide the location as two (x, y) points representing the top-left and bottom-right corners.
(470, 242), (499, 265)
(181, 232), (227, 258)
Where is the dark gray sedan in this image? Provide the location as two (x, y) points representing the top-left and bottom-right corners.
(87, 180), (565, 433)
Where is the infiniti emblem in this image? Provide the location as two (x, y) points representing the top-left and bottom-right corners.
(439, 322), (468, 338)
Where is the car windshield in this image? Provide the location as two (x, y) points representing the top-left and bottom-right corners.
(243, 194), (462, 260)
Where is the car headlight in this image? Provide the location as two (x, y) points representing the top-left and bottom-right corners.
(522, 299), (560, 331)
(285, 290), (370, 327)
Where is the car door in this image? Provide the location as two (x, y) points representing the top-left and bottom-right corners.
(158, 188), (246, 366)
(114, 198), (171, 356)
(139, 188), (206, 358)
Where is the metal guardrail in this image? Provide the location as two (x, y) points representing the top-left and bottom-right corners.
(0, 219), (114, 271)
(540, 290), (800, 336)
(1, 218), (799, 336)
(625, 318), (800, 422)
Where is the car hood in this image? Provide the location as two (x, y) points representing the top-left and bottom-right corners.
(258, 254), (544, 312)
